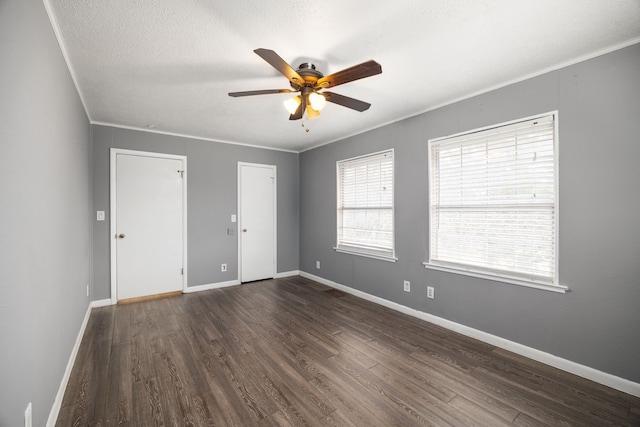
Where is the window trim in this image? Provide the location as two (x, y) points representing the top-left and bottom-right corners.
(422, 262), (567, 293)
(335, 149), (396, 262)
(425, 112), (565, 292)
(335, 247), (398, 262)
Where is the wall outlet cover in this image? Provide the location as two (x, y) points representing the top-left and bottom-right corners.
(404, 280), (410, 292)
(427, 286), (435, 299)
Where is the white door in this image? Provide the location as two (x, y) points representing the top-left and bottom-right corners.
(111, 150), (186, 301)
(238, 163), (276, 282)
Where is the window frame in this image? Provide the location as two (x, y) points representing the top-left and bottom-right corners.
(335, 149), (397, 262)
(424, 112), (566, 293)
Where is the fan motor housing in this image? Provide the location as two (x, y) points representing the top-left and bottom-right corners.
(293, 63), (323, 88)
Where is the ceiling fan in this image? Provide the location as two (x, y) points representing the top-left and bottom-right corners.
(228, 48), (382, 121)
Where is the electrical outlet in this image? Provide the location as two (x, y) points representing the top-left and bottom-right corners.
(403, 280), (410, 292)
(221, 264), (227, 272)
(427, 286), (435, 299)
(25, 402), (32, 427)
(316, 261), (320, 269)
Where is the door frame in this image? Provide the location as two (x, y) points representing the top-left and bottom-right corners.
(110, 148), (188, 304)
(237, 162), (277, 283)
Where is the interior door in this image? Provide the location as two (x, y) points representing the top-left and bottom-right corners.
(112, 150), (186, 301)
(239, 163), (276, 282)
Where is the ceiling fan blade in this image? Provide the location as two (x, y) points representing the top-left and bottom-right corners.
(315, 60), (382, 89)
(254, 48), (305, 88)
(323, 92), (371, 112)
(228, 89), (296, 97)
(289, 96), (306, 120)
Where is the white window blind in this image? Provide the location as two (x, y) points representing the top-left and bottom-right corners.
(428, 115), (557, 285)
(337, 150), (395, 259)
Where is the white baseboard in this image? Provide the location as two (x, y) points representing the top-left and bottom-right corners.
(300, 271), (640, 398)
(183, 279), (241, 293)
(46, 302), (93, 427)
(275, 270), (300, 278)
(90, 298), (113, 308)
(183, 272), (300, 292)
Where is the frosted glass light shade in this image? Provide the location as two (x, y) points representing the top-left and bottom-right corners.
(309, 92), (326, 111)
(283, 96), (302, 114)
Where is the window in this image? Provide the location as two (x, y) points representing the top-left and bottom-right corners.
(427, 114), (560, 289)
(336, 150), (395, 261)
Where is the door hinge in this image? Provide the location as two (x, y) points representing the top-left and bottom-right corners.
(178, 170), (185, 178)
(181, 268), (184, 275)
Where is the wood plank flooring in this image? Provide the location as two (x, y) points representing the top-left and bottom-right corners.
(56, 276), (640, 426)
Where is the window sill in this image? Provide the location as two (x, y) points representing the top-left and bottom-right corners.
(334, 247), (397, 263)
(422, 262), (568, 294)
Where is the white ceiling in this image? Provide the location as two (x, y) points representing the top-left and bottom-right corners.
(45, 0), (640, 152)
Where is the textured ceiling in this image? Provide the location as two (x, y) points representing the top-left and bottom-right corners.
(45, 0), (640, 152)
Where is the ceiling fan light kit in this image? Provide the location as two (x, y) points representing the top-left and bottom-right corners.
(229, 48), (382, 124)
(308, 92), (327, 112)
(283, 96), (302, 115)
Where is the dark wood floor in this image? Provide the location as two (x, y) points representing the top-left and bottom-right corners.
(56, 276), (640, 426)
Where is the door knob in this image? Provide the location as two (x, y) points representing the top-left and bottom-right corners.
(118, 233), (126, 239)
(242, 228), (247, 232)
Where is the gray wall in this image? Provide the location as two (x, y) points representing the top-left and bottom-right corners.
(300, 44), (640, 383)
(92, 125), (299, 300)
(0, 0), (92, 425)
(0, 5), (636, 427)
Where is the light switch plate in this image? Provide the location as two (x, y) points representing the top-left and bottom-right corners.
(231, 214), (237, 223)
(96, 211), (105, 221)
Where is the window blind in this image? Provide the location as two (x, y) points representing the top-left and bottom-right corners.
(429, 115), (557, 285)
(337, 150), (395, 259)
